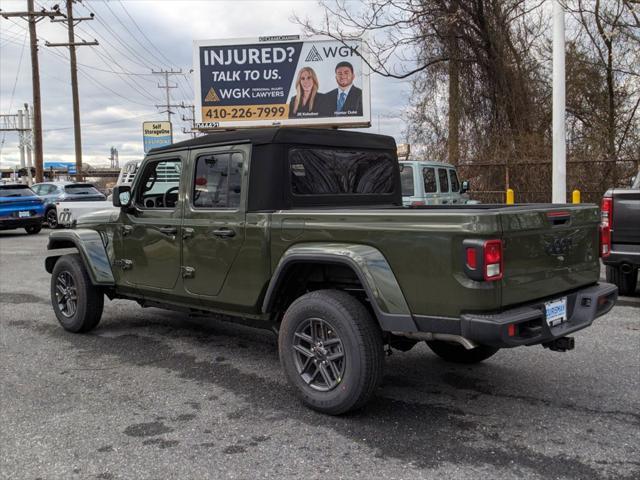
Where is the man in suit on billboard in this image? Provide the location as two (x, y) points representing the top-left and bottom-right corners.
(319, 61), (363, 117)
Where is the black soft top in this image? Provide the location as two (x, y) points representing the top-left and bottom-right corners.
(150, 127), (396, 153)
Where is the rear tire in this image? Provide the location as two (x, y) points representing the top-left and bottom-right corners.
(426, 340), (499, 364)
(606, 265), (638, 296)
(51, 254), (104, 333)
(46, 208), (59, 229)
(25, 224), (42, 234)
(279, 289), (384, 415)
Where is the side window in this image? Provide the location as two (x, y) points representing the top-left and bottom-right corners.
(438, 168), (450, 193)
(423, 168), (437, 193)
(31, 185), (42, 195)
(449, 169), (460, 192)
(135, 159), (182, 209)
(400, 165), (414, 196)
(193, 151), (243, 209)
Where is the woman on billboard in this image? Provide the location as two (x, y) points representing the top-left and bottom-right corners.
(288, 67), (324, 118)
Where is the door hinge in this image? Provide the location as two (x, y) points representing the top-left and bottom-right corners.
(122, 225), (133, 236)
(181, 266), (195, 278)
(114, 259), (133, 270)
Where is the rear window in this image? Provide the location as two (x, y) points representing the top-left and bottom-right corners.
(64, 184), (102, 195)
(0, 186), (35, 197)
(290, 148), (396, 195)
(399, 165), (414, 196)
(438, 168), (450, 192)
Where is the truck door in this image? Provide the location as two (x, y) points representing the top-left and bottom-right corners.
(120, 155), (184, 289)
(181, 145), (247, 298)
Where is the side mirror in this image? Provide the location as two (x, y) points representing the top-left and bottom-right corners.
(112, 185), (132, 208)
(461, 180), (470, 194)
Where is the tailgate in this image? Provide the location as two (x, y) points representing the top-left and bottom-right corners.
(612, 189), (640, 245)
(500, 205), (601, 307)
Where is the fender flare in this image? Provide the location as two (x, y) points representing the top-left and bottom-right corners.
(262, 243), (417, 333)
(45, 229), (115, 286)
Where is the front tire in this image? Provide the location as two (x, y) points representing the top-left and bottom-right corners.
(426, 340), (499, 364)
(279, 290), (384, 415)
(51, 254), (104, 333)
(25, 224), (42, 234)
(606, 265), (638, 296)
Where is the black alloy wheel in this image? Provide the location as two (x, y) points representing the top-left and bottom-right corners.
(46, 208), (58, 229)
(292, 317), (345, 392)
(50, 254), (103, 333)
(55, 271), (78, 318)
(279, 289), (384, 415)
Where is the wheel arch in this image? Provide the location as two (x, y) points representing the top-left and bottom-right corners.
(262, 243), (417, 333)
(45, 229), (115, 286)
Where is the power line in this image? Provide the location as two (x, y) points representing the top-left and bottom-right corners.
(116, 0), (176, 68)
(46, 0), (99, 182)
(1, 1), (65, 182)
(0, 30), (28, 156)
(43, 111), (158, 132)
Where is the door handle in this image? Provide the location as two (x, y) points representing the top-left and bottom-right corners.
(158, 226), (177, 235)
(211, 228), (236, 238)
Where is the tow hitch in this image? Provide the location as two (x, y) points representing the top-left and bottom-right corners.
(543, 336), (575, 352)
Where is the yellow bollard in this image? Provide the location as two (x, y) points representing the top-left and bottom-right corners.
(506, 188), (514, 205)
(572, 190), (580, 204)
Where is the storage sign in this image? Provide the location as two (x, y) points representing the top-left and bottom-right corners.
(143, 121), (172, 153)
(193, 35), (370, 129)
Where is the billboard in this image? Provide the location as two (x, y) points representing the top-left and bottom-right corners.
(193, 35), (370, 129)
(143, 121), (172, 153)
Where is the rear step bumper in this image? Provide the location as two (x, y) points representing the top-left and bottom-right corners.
(458, 283), (618, 348)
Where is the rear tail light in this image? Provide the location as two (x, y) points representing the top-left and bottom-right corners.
(463, 239), (504, 282)
(466, 247), (477, 269)
(483, 240), (503, 280)
(411, 200), (425, 206)
(601, 196), (613, 228)
(599, 224), (611, 257)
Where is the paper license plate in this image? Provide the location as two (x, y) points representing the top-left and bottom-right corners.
(545, 297), (567, 326)
(18, 211), (30, 218)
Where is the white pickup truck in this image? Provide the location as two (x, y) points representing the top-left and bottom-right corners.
(55, 200), (114, 228)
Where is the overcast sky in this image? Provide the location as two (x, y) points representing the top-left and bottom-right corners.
(0, 0), (410, 168)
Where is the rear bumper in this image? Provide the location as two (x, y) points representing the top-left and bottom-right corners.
(603, 244), (640, 268)
(414, 283), (618, 348)
(0, 216), (44, 230)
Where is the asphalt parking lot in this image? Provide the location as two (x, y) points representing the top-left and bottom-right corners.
(1, 230), (639, 480)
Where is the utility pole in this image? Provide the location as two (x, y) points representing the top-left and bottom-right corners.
(0, 108), (33, 184)
(153, 69), (183, 124)
(181, 103), (197, 138)
(46, 0), (98, 182)
(1, 2), (63, 182)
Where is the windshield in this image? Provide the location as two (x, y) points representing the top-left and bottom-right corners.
(64, 184), (102, 195)
(0, 186), (35, 197)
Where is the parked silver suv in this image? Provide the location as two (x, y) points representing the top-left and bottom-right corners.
(399, 160), (474, 206)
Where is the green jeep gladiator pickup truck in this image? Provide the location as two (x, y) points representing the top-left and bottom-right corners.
(45, 128), (618, 415)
